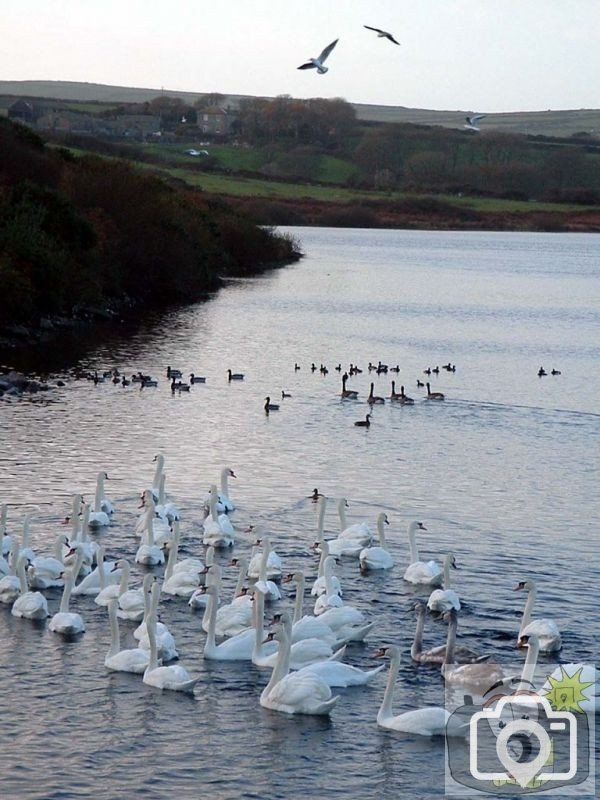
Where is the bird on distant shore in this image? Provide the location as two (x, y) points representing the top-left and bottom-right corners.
(297, 39), (339, 74)
(464, 114), (486, 132)
(364, 25), (400, 45)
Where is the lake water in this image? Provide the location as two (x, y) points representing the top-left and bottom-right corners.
(0, 228), (598, 800)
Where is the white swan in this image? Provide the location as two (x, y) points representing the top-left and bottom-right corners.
(253, 597), (340, 670)
(427, 553), (461, 612)
(276, 615), (383, 687)
(94, 559), (131, 606)
(202, 485), (234, 548)
(336, 498), (372, 545)
(311, 541), (343, 597)
(137, 577), (178, 662)
(514, 579), (562, 652)
(0, 540), (21, 604)
(212, 564), (253, 636)
(316, 604), (371, 642)
(162, 523), (202, 597)
(284, 570), (347, 646)
(359, 513), (394, 571)
(259, 617), (339, 715)
(247, 528), (282, 580)
(11, 554), (49, 619)
(216, 466), (236, 512)
(187, 547), (215, 609)
(143, 584), (198, 692)
(49, 567), (85, 635)
(411, 601), (485, 665)
(64, 502), (96, 573)
(403, 521), (442, 586)
(136, 492), (172, 545)
(116, 563), (146, 622)
(27, 533), (70, 589)
(155, 472), (180, 523)
(19, 513), (37, 563)
(202, 584), (259, 661)
(88, 471), (112, 528)
(135, 510), (165, 566)
(442, 609), (505, 690)
(374, 645), (465, 736)
(147, 453), (164, 502)
(253, 537), (282, 601)
(72, 545), (122, 596)
(313, 557), (344, 615)
(104, 597), (150, 674)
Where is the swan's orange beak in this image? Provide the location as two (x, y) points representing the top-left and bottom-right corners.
(370, 648), (387, 659)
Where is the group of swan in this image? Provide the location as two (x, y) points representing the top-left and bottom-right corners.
(0, 457), (575, 734)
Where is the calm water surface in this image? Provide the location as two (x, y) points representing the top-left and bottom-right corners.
(0, 228), (598, 800)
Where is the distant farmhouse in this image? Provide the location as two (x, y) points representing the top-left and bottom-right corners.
(197, 106), (237, 137)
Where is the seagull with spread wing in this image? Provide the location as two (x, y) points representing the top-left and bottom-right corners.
(464, 114), (487, 131)
(364, 25), (400, 45)
(297, 39), (339, 74)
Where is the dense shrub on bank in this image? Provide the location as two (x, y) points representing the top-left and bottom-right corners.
(0, 119), (300, 326)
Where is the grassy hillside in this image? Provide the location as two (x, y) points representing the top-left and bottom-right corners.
(3, 79), (600, 138)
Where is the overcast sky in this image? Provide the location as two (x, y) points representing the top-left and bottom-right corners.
(1, 0), (598, 112)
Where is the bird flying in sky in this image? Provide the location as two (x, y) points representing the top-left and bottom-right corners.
(464, 114), (487, 131)
(364, 25), (400, 45)
(297, 39), (339, 74)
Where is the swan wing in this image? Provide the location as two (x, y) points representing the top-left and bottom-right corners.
(268, 670), (333, 706)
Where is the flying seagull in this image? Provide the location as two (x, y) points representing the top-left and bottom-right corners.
(464, 114), (486, 131)
(297, 39), (339, 74)
(364, 25), (400, 45)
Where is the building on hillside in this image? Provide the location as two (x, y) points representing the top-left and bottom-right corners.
(197, 106), (237, 137)
(8, 99), (36, 125)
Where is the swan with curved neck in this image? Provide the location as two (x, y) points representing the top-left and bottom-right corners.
(95, 558), (129, 606)
(136, 576), (178, 661)
(105, 597), (150, 673)
(259, 617), (339, 715)
(514, 579), (562, 652)
(427, 553), (461, 612)
(28, 533), (70, 589)
(187, 547), (215, 609)
(49, 563), (85, 635)
(135, 507), (165, 566)
(311, 539), (343, 596)
(411, 602), (484, 665)
(442, 610), (504, 689)
(88, 471), (112, 528)
(216, 467), (236, 512)
(203, 485), (234, 547)
(162, 523), (202, 597)
(210, 563), (254, 637)
(150, 454), (165, 501)
(254, 536), (282, 601)
(155, 473), (180, 523)
(359, 513), (394, 570)
(202, 583), (257, 661)
(373, 645), (462, 736)
(336, 499), (372, 545)
(313, 557), (344, 615)
(403, 522), (442, 585)
(285, 571), (346, 646)
(72, 544), (121, 595)
(143, 583), (198, 692)
(11, 554), (49, 619)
